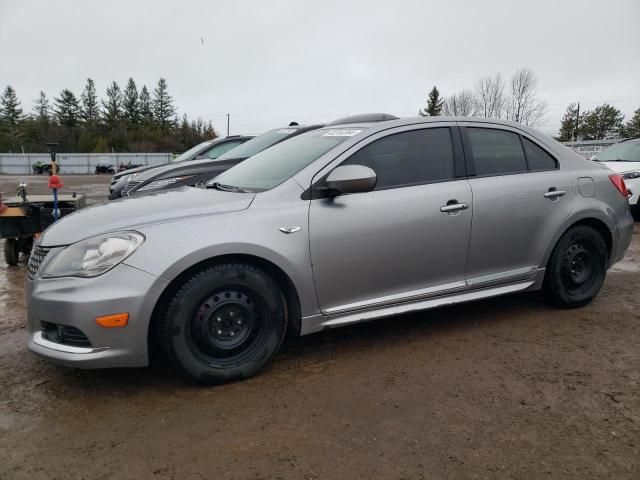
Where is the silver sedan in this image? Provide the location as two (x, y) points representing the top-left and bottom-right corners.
(26, 116), (633, 384)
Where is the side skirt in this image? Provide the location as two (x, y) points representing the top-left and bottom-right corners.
(300, 270), (544, 335)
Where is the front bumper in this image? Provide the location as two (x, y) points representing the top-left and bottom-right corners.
(27, 262), (169, 368)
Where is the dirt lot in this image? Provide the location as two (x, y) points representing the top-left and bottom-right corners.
(1, 175), (639, 479)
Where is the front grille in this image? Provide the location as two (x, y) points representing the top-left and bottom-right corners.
(121, 180), (142, 197)
(41, 322), (92, 348)
(26, 246), (51, 280)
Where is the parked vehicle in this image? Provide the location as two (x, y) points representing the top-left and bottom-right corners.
(31, 162), (58, 175)
(591, 138), (640, 215)
(26, 117), (633, 384)
(117, 161), (143, 173)
(0, 190), (86, 266)
(109, 136), (252, 199)
(95, 158), (116, 174)
(112, 125), (321, 198)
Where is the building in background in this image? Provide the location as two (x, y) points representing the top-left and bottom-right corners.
(562, 139), (619, 159)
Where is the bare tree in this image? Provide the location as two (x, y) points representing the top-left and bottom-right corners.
(474, 73), (506, 119)
(506, 67), (547, 126)
(443, 89), (476, 116)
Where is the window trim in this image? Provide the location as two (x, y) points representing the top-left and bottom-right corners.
(305, 125), (466, 199)
(460, 125), (559, 178)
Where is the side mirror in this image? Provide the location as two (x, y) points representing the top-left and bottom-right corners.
(325, 165), (377, 195)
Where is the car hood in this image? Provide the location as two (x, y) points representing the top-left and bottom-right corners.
(597, 161), (640, 174)
(133, 157), (246, 182)
(112, 164), (156, 179)
(40, 187), (255, 246)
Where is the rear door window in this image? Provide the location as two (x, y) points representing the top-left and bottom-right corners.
(466, 128), (528, 176)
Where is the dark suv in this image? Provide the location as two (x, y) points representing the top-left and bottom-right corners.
(109, 135), (252, 199)
(115, 124), (323, 198)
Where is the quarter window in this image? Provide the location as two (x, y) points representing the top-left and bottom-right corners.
(522, 137), (557, 171)
(342, 128), (455, 189)
(467, 128), (527, 176)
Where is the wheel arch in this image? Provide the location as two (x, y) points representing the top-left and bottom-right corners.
(147, 253), (303, 357)
(541, 214), (614, 270)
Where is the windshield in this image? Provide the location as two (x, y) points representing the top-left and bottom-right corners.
(593, 142), (640, 162)
(216, 128), (299, 160)
(170, 141), (213, 163)
(211, 128), (362, 191)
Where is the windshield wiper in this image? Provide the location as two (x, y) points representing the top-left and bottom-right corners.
(207, 181), (248, 193)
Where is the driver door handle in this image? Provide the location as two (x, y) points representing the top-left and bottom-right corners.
(440, 201), (469, 213)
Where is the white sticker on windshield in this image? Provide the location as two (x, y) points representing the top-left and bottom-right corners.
(277, 129), (296, 134)
(322, 129), (362, 137)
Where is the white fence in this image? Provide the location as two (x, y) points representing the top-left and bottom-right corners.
(0, 153), (172, 175)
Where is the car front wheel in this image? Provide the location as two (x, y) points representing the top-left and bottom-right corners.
(543, 225), (608, 308)
(159, 263), (288, 384)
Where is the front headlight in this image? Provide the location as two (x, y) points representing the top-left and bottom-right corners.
(622, 171), (640, 180)
(137, 176), (193, 192)
(41, 232), (144, 278)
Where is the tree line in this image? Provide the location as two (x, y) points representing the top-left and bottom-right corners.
(0, 78), (217, 153)
(556, 103), (640, 141)
(418, 66), (640, 141)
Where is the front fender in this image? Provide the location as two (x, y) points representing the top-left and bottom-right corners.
(124, 199), (320, 318)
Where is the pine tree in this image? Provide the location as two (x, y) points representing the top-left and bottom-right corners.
(101, 81), (123, 128)
(580, 104), (624, 140)
(625, 108), (640, 138)
(153, 78), (176, 131)
(139, 85), (154, 126)
(420, 86), (444, 116)
(557, 103), (580, 141)
(53, 89), (80, 127)
(80, 78), (100, 123)
(32, 91), (50, 120)
(203, 121), (216, 139)
(178, 114), (193, 149)
(122, 77), (139, 127)
(0, 86), (23, 126)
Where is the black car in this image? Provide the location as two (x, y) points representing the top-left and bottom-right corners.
(114, 124), (323, 198)
(109, 135), (252, 199)
(95, 158), (116, 174)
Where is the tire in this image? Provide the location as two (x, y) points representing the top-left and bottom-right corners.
(159, 263), (288, 384)
(543, 225), (608, 308)
(4, 238), (20, 266)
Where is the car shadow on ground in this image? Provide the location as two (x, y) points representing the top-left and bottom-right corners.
(40, 289), (551, 393)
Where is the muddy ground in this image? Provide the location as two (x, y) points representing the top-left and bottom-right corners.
(0, 174), (639, 479)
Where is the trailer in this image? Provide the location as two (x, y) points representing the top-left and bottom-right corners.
(0, 193), (86, 266)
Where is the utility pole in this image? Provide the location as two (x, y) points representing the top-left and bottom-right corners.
(226, 113), (230, 136)
(574, 102), (580, 142)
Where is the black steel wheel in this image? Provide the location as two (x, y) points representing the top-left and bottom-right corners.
(544, 225), (607, 308)
(160, 263), (288, 384)
(4, 238), (20, 266)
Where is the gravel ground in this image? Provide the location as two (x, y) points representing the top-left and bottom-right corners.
(0, 175), (639, 480)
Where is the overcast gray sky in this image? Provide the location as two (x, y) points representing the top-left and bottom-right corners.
(1, 0), (639, 136)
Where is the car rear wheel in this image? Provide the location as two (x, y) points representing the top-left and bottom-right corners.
(159, 263), (287, 384)
(543, 225), (607, 308)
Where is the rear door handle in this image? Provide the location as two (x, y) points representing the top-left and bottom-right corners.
(544, 189), (566, 199)
(440, 202), (469, 213)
